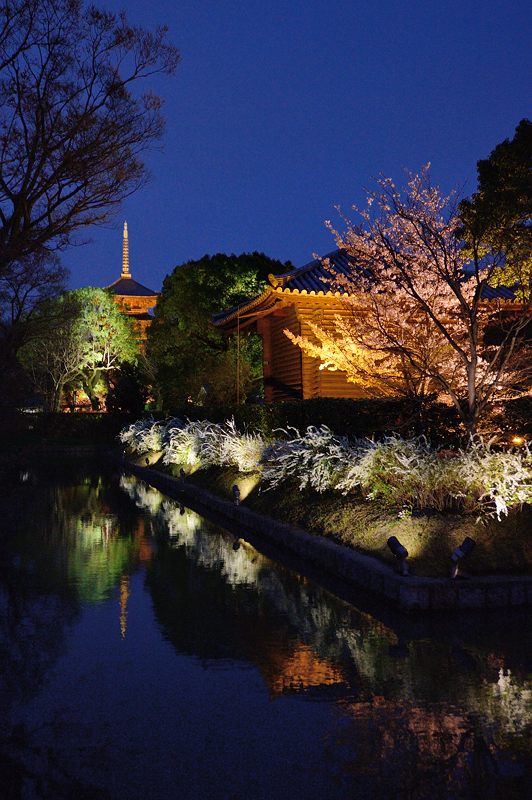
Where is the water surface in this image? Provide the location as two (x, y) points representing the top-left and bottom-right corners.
(1, 464), (530, 799)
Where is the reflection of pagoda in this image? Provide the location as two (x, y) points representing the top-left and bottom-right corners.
(106, 222), (158, 342)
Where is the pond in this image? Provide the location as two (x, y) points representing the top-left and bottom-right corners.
(1, 463), (531, 799)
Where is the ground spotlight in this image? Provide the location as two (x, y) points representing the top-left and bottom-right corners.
(232, 537), (241, 551)
(179, 468), (186, 483)
(450, 536), (476, 579)
(387, 536), (409, 576)
(232, 484), (241, 506)
(145, 457), (149, 466)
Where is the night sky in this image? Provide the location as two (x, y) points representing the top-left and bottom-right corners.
(66, 0), (531, 291)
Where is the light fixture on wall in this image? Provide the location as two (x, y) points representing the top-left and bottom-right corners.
(450, 537), (476, 579)
(387, 536), (409, 576)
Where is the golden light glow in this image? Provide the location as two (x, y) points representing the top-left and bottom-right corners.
(510, 435), (525, 446)
(234, 475), (260, 500)
(269, 644), (344, 695)
(121, 221), (131, 278)
(132, 450), (163, 467)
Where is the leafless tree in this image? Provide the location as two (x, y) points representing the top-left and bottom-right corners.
(0, 0), (179, 276)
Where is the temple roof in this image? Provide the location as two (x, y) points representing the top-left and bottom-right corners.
(213, 248), (524, 330)
(479, 283), (520, 301)
(107, 276), (158, 297)
(269, 249), (360, 292)
(212, 249), (355, 329)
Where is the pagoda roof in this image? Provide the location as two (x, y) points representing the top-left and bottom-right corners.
(107, 276), (158, 297)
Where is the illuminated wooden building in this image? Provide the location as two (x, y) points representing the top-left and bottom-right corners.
(213, 250), (366, 402)
(106, 222), (158, 342)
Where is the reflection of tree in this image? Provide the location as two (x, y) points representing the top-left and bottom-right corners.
(0, 480), (80, 794)
(125, 473), (532, 793)
(55, 474), (152, 602)
(0, 466), (152, 795)
(327, 701), (510, 799)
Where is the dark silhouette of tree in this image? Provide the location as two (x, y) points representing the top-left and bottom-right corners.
(106, 360), (150, 415)
(0, 0), (179, 277)
(148, 252), (292, 406)
(0, 251), (67, 405)
(460, 119), (532, 293)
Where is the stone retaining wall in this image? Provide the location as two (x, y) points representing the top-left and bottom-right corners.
(123, 461), (532, 612)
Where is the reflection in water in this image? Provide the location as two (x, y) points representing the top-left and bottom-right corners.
(0, 466), (530, 799)
(119, 574), (130, 639)
(126, 473), (532, 797)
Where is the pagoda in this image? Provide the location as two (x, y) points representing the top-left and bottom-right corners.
(106, 222), (158, 342)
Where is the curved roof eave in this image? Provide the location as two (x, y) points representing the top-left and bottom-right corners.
(212, 286), (281, 328)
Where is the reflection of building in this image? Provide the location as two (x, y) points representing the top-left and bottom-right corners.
(106, 222), (158, 342)
(260, 642), (345, 697)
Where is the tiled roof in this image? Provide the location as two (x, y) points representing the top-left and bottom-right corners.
(107, 276), (158, 297)
(479, 283), (520, 301)
(130, 312), (154, 321)
(212, 248), (525, 328)
(212, 287), (279, 327)
(269, 249), (361, 293)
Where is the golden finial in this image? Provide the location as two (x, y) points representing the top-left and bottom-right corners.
(121, 221), (131, 278)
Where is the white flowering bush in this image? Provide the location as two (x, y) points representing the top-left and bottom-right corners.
(120, 417), (531, 519)
(213, 418), (267, 473)
(118, 417), (165, 454)
(162, 419), (220, 471)
(261, 425), (357, 493)
(161, 416), (184, 446)
(335, 436), (532, 519)
(450, 440), (532, 519)
(119, 416), (184, 456)
(336, 436), (445, 507)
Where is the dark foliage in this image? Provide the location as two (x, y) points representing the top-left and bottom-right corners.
(106, 362), (150, 416)
(163, 397), (464, 444)
(148, 252), (292, 405)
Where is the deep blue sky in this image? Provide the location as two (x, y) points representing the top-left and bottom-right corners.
(67, 0), (531, 291)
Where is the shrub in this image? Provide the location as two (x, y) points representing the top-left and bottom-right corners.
(120, 416), (531, 520)
(261, 425), (356, 493)
(330, 436), (532, 519)
(212, 418), (268, 473)
(262, 429), (531, 519)
(118, 417), (164, 454)
(162, 419), (219, 472)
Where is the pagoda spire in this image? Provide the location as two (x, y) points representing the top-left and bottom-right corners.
(121, 221), (131, 278)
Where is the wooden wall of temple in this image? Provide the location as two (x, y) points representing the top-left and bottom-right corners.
(257, 294), (366, 402)
(259, 305), (302, 402)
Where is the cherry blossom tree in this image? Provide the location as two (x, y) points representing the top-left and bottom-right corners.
(288, 167), (530, 436)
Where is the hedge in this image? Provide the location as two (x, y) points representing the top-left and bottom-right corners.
(165, 397), (464, 443)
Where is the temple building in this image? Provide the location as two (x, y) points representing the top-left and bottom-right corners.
(106, 222), (158, 342)
(213, 248), (529, 403)
(213, 250), (366, 402)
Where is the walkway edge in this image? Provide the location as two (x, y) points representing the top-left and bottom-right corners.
(123, 461), (532, 612)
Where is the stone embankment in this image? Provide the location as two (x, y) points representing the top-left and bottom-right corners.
(123, 460), (532, 613)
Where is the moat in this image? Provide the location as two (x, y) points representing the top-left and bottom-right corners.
(1, 463), (530, 799)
